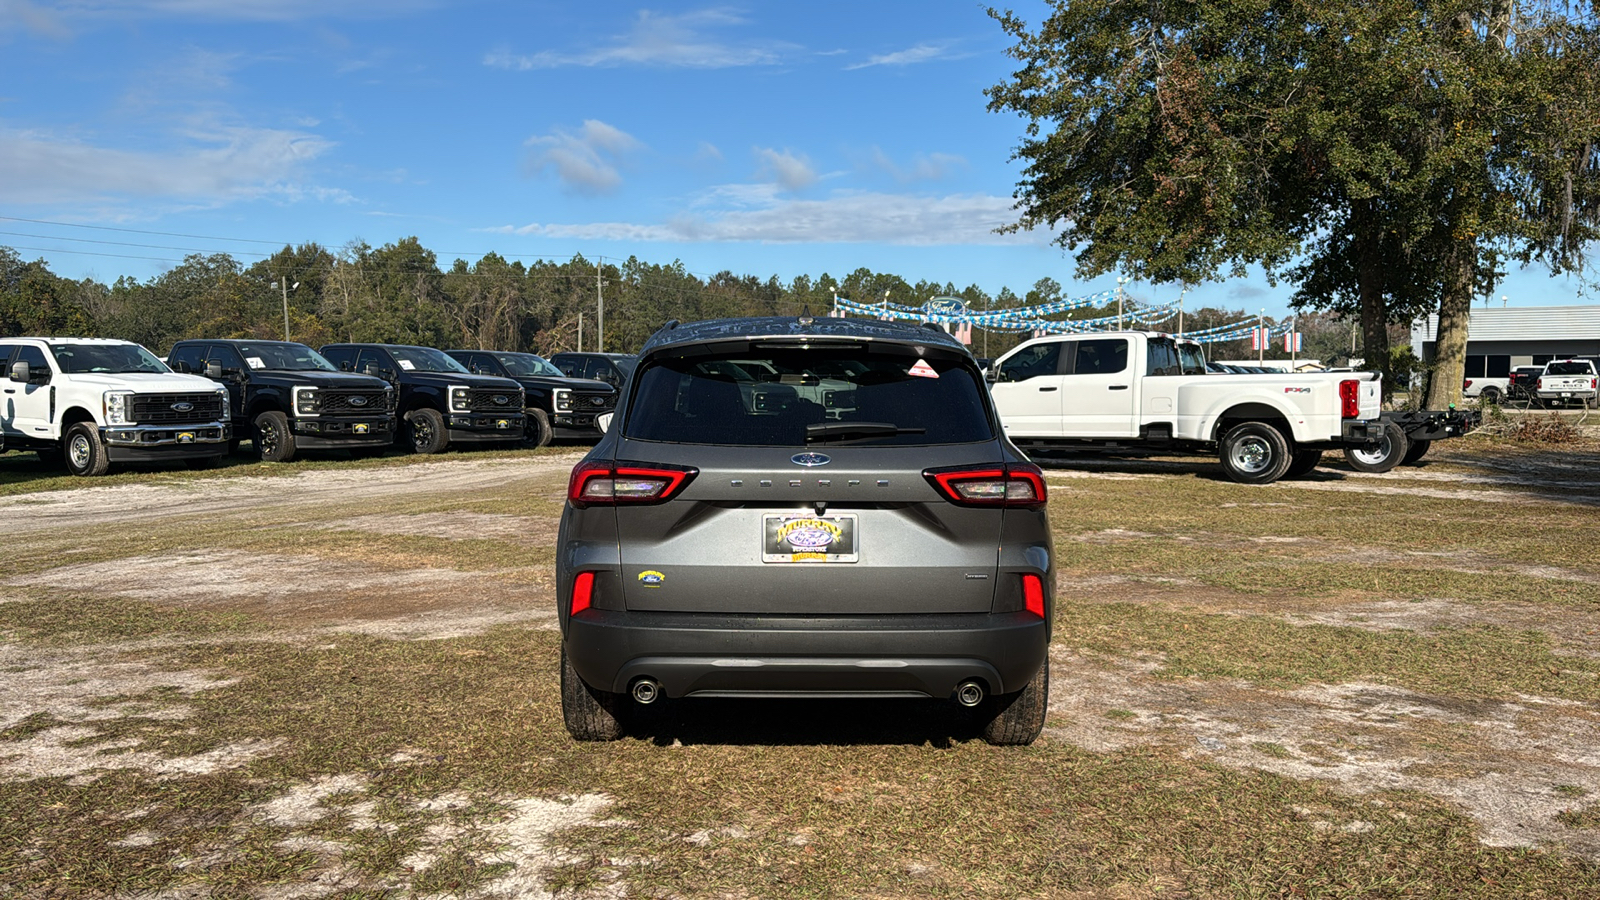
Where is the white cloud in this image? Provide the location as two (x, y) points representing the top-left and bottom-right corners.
(695, 141), (723, 162)
(524, 119), (644, 194)
(868, 147), (966, 183)
(484, 8), (794, 70)
(754, 147), (816, 191)
(490, 191), (1042, 247)
(0, 0), (71, 38)
(845, 43), (958, 70)
(0, 124), (338, 204)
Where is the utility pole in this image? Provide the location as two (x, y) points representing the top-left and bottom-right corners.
(596, 259), (605, 353)
(578, 311), (584, 352)
(1258, 308), (1266, 364)
(270, 276), (297, 341)
(1116, 276), (1127, 330)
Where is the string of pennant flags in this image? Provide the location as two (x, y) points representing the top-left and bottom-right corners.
(828, 291), (1297, 346)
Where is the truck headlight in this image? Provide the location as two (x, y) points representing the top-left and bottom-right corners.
(294, 386), (320, 416)
(553, 388), (572, 412)
(104, 390), (134, 425)
(450, 386), (472, 413)
(385, 387), (396, 411)
(216, 388), (231, 420)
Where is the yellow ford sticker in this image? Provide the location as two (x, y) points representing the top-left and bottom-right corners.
(638, 570), (665, 587)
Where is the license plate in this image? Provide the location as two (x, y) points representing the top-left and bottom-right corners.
(353, 423), (370, 434)
(762, 513), (859, 563)
(496, 419), (512, 429)
(1562, 392), (1572, 397)
(177, 431), (195, 443)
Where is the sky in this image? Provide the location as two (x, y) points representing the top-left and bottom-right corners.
(0, 0), (1592, 321)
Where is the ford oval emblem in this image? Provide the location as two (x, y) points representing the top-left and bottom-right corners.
(493, 394), (509, 405)
(171, 402), (194, 412)
(349, 395), (369, 407)
(791, 452), (830, 467)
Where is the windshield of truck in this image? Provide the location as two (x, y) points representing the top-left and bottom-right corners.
(50, 342), (168, 374)
(1547, 362), (1595, 376)
(494, 353), (564, 378)
(626, 344), (993, 447)
(390, 346), (470, 374)
(235, 342), (337, 372)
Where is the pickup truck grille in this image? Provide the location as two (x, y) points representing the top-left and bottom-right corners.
(571, 390), (615, 411)
(132, 393), (225, 425)
(321, 390), (393, 414)
(470, 389), (522, 412)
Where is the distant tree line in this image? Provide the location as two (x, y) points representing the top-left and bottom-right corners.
(0, 240), (1372, 366)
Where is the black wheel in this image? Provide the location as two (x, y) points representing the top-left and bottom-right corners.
(980, 658), (1048, 746)
(404, 408), (448, 454)
(63, 422), (110, 477)
(1218, 422), (1293, 485)
(1401, 439), (1431, 465)
(1480, 387), (1502, 406)
(1344, 419), (1408, 473)
(561, 645), (625, 741)
(253, 410), (297, 463)
(1285, 449), (1324, 478)
(521, 409), (553, 449)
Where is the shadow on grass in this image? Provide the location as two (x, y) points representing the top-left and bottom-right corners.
(622, 697), (986, 748)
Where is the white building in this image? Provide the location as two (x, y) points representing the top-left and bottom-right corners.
(1411, 305), (1600, 378)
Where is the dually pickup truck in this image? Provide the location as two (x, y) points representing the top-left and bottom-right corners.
(988, 331), (1389, 484)
(1531, 359), (1599, 409)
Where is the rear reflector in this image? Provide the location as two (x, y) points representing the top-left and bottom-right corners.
(1339, 379), (1361, 419)
(570, 571), (595, 615)
(922, 463), (1047, 509)
(568, 460), (698, 507)
(1022, 573), (1046, 618)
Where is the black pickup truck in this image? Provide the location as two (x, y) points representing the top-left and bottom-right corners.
(320, 343), (525, 454)
(444, 349), (616, 446)
(168, 339), (395, 462)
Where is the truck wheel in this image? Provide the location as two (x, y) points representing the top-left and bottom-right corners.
(1402, 439), (1431, 465)
(980, 658), (1048, 746)
(63, 422), (111, 477)
(1480, 387), (1502, 405)
(253, 410), (297, 463)
(1344, 419), (1408, 473)
(1285, 449), (1323, 478)
(521, 409), (553, 449)
(561, 645), (625, 741)
(1219, 422), (1293, 485)
(405, 408), (448, 454)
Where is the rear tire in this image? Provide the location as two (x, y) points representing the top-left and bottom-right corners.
(1344, 419), (1408, 473)
(980, 658), (1048, 746)
(253, 410), (297, 463)
(1285, 450), (1323, 478)
(404, 408), (448, 454)
(1479, 387), (1502, 405)
(1218, 422), (1293, 485)
(521, 409), (553, 449)
(63, 422), (111, 477)
(1401, 439), (1431, 465)
(561, 645), (625, 742)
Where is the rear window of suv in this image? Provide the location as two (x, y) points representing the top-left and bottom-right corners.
(625, 345), (994, 447)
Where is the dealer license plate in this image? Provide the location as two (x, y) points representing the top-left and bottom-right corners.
(353, 423), (370, 434)
(762, 513), (859, 563)
(177, 431), (195, 443)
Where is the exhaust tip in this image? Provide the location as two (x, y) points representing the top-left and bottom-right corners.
(631, 678), (661, 705)
(954, 680), (985, 708)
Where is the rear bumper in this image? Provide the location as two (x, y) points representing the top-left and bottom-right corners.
(563, 609), (1048, 700)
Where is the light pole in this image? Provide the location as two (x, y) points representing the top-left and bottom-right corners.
(270, 277), (299, 341)
(1116, 276), (1128, 330)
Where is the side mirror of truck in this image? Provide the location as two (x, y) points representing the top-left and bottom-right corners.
(9, 361), (29, 383)
(204, 362), (222, 379)
(984, 367), (999, 384)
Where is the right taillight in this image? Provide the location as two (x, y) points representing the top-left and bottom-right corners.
(570, 571), (595, 615)
(568, 460), (698, 508)
(922, 463), (1047, 509)
(1021, 573), (1046, 618)
(1339, 379), (1361, 419)
(1462, 379), (1473, 389)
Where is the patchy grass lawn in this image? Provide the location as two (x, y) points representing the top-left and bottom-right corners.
(2, 435), (1599, 898)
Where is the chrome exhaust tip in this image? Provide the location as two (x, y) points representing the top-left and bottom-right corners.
(954, 681), (985, 708)
(631, 678), (661, 705)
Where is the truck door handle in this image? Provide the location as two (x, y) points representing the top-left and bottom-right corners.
(1038, 386), (1058, 392)
(1108, 385), (1129, 390)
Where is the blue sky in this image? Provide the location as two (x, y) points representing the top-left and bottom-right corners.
(0, 0), (1590, 318)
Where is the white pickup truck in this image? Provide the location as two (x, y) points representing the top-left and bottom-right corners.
(0, 337), (232, 476)
(986, 331), (1392, 483)
(1532, 359), (1598, 409)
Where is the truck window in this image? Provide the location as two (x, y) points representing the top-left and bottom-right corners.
(1177, 343), (1207, 375)
(1547, 361), (1595, 376)
(1075, 339), (1128, 375)
(207, 344), (248, 372)
(168, 344), (207, 374)
(1146, 339), (1180, 376)
(998, 342), (1062, 382)
(14, 345), (50, 381)
(354, 348), (392, 375)
(320, 346), (355, 370)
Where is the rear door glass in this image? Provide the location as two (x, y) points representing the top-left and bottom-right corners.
(626, 346), (993, 447)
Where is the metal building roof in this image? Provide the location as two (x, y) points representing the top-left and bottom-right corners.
(1411, 305), (1600, 341)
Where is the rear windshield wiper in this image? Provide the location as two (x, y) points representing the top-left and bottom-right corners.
(805, 421), (927, 444)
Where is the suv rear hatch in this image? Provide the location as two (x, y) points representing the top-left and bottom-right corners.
(597, 338), (1010, 615)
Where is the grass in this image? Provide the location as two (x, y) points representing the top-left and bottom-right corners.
(2, 439), (1600, 896)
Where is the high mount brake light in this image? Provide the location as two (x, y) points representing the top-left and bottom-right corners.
(1338, 379), (1362, 419)
(922, 463), (1047, 509)
(567, 460), (698, 507)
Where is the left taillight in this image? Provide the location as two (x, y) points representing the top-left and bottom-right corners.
(1021, 573), (1046, 618)
(567, 460), (698, 508)
(570, 571), (595, 615)
(922, 463), (1047, 509)
(1339, 379), (1361, 418)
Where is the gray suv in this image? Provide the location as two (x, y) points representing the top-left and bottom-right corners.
(556, 316), (1054, 745)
